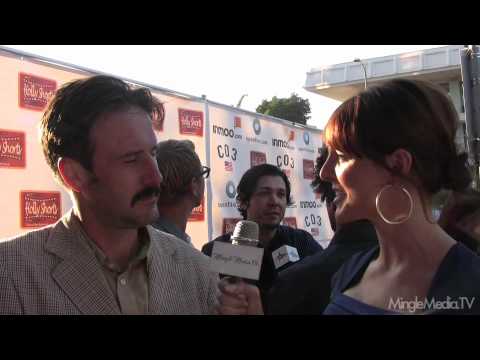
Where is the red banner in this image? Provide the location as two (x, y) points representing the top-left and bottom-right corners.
(20, 191), (62, 228)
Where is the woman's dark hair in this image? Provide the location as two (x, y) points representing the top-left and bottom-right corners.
(40, 75), (165, 184)
(324, 78), (471, 196)
(236, 163), (293, 219)
(311, 147), (335, 203)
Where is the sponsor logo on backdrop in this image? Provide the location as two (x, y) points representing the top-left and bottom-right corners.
(303, 159), (315, 180)
(212, 124), (242, 139)
(0, 130), (25, 168)
(234, 116), (242, 128)
(19, 73), (57, 111)
(300, 200), (321, 209)
(271, 137), (295, 150)
(298, 131), (314, 153)
(21, 191), (61, 228)
(224, 160), (233, 172)
(276, 154), (295, 169)
(225, 181), (236, 199)
(178, 109), (203, 136)
(218, 181), (237, 208)
(250, 151), (266, 167)
(311, 228), (320, 237)
(282, 217), (297, 229)
(222, 218), (243, 235)
(217, 144), (238, 162)
(246, 118), (267, 145)
(304, 213), (322, 228)
(188, 196), (204, 221)
(303, 131), (310, 145)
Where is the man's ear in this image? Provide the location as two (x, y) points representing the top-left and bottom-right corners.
(57, 157), (91, 193)
(385, 148), (413, 176)
(190, 177), (201, 198)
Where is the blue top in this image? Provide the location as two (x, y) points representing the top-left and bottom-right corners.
(324, 242), (480, 315)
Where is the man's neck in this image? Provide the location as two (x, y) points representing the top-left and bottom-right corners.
(73, 207), (140, 270)
(157, 201), (192, 234)
(258, 224), (279, 248)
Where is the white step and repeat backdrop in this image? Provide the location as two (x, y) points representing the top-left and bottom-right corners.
(0, 48), (334, 250)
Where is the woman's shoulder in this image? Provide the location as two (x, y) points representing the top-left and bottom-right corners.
(330, 245), (380, 295)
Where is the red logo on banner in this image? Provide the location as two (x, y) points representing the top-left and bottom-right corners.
(250, 151), (266, 167)
(21, 191), (61, 228)
(224, 160), (233, 172)
(19, 73), (57, 111)
(188, 196), (205, 221)
(283, 217), (297, 229)
(311, 227), (320, 237)
(0, 130), (26, 168)
(303, 159), (315, 180)
(222, 218), (243, 235)
(178, 109), (204, 136)
(234, 116), (242, 128)
(288, 130), (295, 141)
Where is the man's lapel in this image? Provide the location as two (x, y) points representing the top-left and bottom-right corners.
(45, 213), (120, 315)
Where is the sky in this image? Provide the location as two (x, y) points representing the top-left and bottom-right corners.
(4, 45), (444, 129)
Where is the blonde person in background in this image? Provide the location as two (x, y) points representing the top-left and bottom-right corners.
(151, 139), (210, 246)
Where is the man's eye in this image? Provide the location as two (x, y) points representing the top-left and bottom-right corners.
(124, 156), (137, 163)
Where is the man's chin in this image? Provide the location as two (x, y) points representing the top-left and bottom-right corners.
(260, 223), (280, 231)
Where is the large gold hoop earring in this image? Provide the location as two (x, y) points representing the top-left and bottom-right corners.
(375, 184), (414, 225)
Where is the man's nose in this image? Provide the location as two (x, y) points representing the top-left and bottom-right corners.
(143, 155), (163, 187)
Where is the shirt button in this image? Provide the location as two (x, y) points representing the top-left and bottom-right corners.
(120, 278), (127, 286)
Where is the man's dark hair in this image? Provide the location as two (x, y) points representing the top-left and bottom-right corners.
(236, 163), (293, 219)
(40, 75), (165, 184)
(311, 147), (335, 204)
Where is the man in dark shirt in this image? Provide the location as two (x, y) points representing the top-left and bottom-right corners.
(266, 148), (379, 314)
(202, 164), (322, 307)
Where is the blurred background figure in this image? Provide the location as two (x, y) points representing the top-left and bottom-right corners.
(152, 139), (209, 246)
(438, 187), (480, 253)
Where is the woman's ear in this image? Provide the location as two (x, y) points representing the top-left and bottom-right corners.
(386, 148), (413, 176)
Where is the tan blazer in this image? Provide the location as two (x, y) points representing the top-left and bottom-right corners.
(0, 211), (219, 315)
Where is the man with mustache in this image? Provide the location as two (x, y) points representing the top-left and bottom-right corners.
(202, 163), (323, 308)
(0, 75), (221, 314)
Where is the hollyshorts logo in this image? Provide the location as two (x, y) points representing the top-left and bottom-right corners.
(21, 191), (61, 228)
(218, 181), (237, 208)
(246, 118), (267, 145)
(188, 196), (204, 221)
(19, 73), (57, 111)
(178, 108), (204, 136)
(282, 217), (297, 228)
(250, 151), (267, 167)
(0, 130), (25, 168)
(303, 159), (315, 180)
(310, 228), (320, 237)
(222, 218), (243, 235)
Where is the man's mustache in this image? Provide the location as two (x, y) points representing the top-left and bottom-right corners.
(131, 186), (161, 207)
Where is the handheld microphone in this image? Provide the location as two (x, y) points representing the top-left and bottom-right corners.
(272, 245), (300, 270)
(210, 220), (264, 280)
